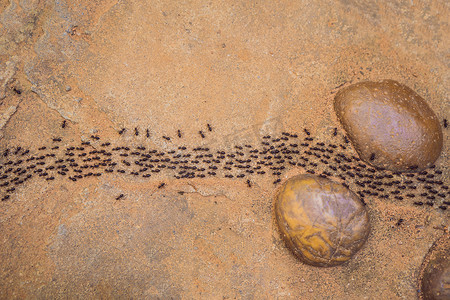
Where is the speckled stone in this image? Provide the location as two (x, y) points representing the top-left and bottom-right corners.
(334, 80), (443, 172)
(275, 174), (370, 267)
(419, 232), (450, 300)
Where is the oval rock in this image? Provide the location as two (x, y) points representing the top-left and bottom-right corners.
(419, 232), (450, 300)
(275, 174), (370, 267)
(334, 80), (443, 172)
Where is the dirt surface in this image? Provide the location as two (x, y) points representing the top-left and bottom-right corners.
(0, 0), (448, 299)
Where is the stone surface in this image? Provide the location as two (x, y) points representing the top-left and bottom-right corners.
(0, 0), (449, 298)
(275, 174), (370, 267)
(419, 232), (450, 300)
(334, 80), (443, 172)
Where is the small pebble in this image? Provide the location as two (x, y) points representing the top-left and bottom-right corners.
(334, 80), (443, 172)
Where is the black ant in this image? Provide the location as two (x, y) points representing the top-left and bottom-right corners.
(343, 136), (349, 143)
(158, 182), (165, 189)
(199, 131), (205, 138)
(207, 124), (212, 131)
(116, 194), (124, 200)
(119, 128), (126, 135)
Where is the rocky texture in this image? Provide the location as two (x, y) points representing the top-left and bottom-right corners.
(419, 232), (450, 300)
(275, 175), (370, 267)
(334, 80), (443, 172)
(0, 0), (449, 298)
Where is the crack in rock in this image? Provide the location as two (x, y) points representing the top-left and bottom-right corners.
(0, 57), (18, 100)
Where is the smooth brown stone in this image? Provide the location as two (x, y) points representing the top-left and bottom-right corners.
(275, 174), (370, 267)
(334, 80), (443, 172)
(419, 232), (450, 300)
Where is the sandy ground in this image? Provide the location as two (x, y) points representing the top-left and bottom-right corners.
(0, 0), (448, 299)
